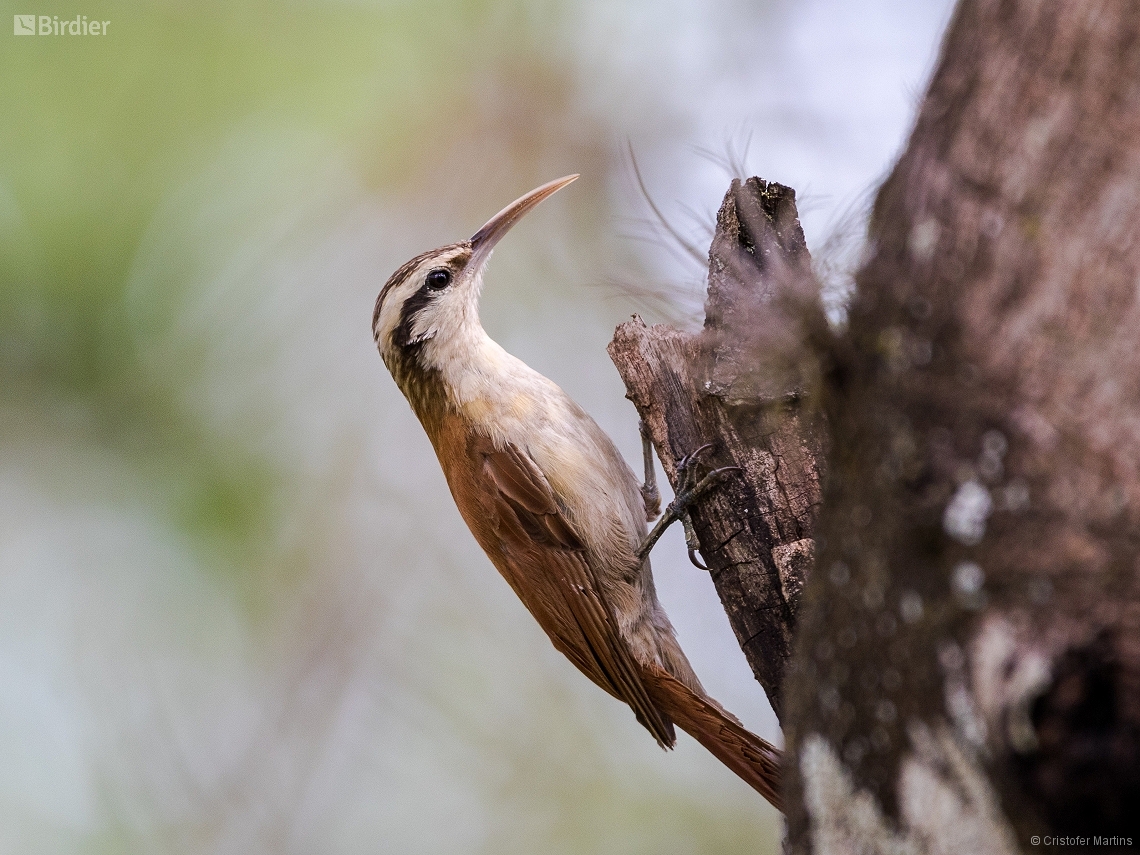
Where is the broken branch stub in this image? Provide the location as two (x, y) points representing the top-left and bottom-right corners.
(608, 178), (826, 721)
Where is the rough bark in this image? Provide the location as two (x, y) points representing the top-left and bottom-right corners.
(784, 1), (1140, 850)
(608, 179), (826, 722)
(610, 0), (1140, 849)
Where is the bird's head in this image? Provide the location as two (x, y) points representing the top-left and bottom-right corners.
(373, 175), (578, 377)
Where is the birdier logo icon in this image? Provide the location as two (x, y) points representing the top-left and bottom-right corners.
(13, 14), (109, 35)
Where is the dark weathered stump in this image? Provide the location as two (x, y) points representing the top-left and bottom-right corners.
(609, 179), (826, 722)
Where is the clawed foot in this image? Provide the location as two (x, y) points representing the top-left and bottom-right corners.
(636, 443), (740, 568)
(639, 419), (661, 521)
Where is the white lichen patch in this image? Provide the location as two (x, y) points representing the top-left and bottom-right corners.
(900, 591), (924, 624)
(899, 724), (1020, 855)
(969, 614), (1052, 754)
(802, 735), (917, 855)
(909, 219), (941, 264)
(774, 538), (815, 605)
(801, 724), (1018, 855)
(939, 641), (988, 751)
(951, 562), (987, 610)
(943, 480), (993, 545)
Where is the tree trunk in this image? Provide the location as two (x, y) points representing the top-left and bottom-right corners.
(610, 1), (1140, 850)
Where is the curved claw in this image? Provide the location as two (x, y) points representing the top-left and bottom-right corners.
(707, 465), (742, 482)
(681, 514), (708, 570)
(687, 546), (708, 570)
(677, 443), (716, 473)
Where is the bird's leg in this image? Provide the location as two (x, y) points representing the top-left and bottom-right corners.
(636, 443), (740, 568)
(639, 419), (661, 521)
(680, 514), (706, 571)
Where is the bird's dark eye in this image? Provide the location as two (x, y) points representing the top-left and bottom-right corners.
(425, 268), (451, 290)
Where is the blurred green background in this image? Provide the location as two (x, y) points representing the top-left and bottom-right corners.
(0, 0), (952, 852)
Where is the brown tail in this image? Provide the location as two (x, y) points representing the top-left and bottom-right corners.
(643, 667), (783, 811)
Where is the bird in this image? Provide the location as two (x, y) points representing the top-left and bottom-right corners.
(371, 175), (782, 809)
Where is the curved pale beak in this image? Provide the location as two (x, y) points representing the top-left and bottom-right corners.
(469, 174), (579, 270)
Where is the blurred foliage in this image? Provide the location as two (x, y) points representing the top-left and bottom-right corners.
(0, 0), (574, 569)
(0, 0), (783, 851)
